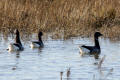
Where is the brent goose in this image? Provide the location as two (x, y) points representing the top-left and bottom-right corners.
(79, 32), (103, 55)
(8, 29), (24, 51)
(30, 31), (44, 48)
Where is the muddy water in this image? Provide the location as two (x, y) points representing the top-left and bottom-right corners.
(0, 34), (120, 80)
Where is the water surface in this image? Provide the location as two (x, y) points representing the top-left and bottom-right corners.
(0, 34), (120, 80)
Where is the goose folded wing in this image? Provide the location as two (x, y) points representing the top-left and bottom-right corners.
(81, 45), (94, 51)
(32, 41), (43, 46)
(32, 41), (41, 45)
(13, 43), (23, 50)
(13, 43), (21, 47)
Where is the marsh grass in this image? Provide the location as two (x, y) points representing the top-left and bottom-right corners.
(93, 55), (113, 80)
(0, 0), (120, 39)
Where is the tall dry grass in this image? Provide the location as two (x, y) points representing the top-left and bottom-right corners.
(0, 0), (120, 39)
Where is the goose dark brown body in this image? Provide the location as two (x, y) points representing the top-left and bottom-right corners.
(8, 29), (24, 51)
(30, 31), (44, 48)
(79, 32), (102, 55)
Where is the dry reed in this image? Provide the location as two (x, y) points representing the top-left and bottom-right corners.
(66, 67), (71, 80)
(0, 0), (120, 39)
(104, 68), (113, 79)
(60, 71), (63, 80)
(98, 55), (106, 69)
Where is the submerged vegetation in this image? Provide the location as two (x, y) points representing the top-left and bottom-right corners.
(0, 0), (120, 39)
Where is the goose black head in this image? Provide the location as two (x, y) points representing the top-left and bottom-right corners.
(14, 29), (19, 35)
(38, 31), (43, 41)
(94, 32), (103, 38)
(14, 29), (22, 45)
(38, 31), (43, 37)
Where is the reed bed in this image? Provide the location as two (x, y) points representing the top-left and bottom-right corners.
(0, 0), (120, 39)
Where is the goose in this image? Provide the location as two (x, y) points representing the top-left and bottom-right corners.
(30, 31), (44, 48)
(8, 29), (24, 52)
(79, 32), (103, 55)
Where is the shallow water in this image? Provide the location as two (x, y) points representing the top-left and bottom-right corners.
(0, 34), (120, 80)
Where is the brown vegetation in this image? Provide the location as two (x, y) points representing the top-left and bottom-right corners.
(0, 0), (120, 39)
